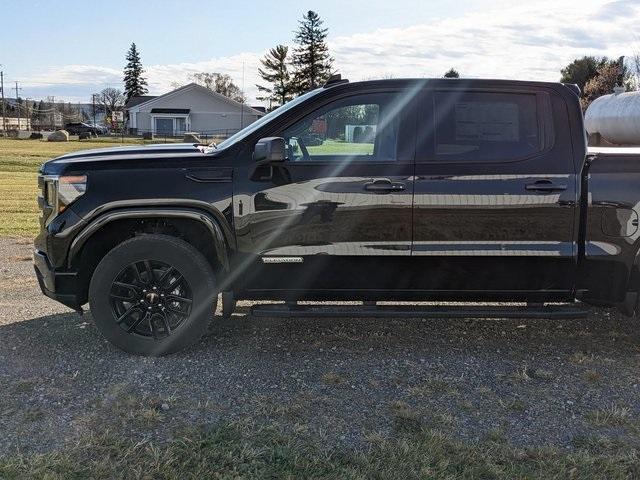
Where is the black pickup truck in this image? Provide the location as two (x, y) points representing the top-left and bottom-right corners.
(34, 77), (640, 355)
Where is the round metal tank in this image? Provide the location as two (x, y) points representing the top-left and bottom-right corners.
(585, 90), (640, 145)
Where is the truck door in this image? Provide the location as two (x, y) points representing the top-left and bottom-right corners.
(233, 90), (415, 294)
(412, 86), (578, 297)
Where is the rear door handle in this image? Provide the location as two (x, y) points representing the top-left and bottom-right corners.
(364, 179), (405, 193)
(525, 180), (567, 192)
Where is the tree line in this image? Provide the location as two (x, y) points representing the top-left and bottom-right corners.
(93, 20), (640, 124)
(256, 10), (334, 109)
(104, 11), (464, 119)
(560, 55), (638, 110)
(92, 10), (335, 122)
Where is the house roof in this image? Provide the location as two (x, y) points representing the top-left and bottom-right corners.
(124, 95), (157, 109)
(150, 108), (190, 114)
(126, 83), (264, 116)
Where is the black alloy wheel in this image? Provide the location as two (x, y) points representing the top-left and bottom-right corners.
(110, 260), (192, 338)
(89, 234), (217, 356)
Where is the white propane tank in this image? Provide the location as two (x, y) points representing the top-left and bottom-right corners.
(585, 89), (640, 145)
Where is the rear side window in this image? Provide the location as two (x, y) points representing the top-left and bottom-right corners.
(433, 91), (544, 162)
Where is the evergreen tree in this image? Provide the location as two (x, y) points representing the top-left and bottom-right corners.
(123, 43), (148, 103)
(36, 100), (46, 125)
(443, 68), (460, 78)
(291, 11), (334, 93)
(256, 45), (294, 109)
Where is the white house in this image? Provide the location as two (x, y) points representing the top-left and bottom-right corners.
(3, 117), (31, 130)
(125, 83), (264, 136)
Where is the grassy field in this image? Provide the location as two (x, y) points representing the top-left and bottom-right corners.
(307, 139), (374, 156)
(0, 137), (144, 236)
(1, 421), (638, 479)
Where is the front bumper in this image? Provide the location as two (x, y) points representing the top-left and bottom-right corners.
(33, 250), (82, 311)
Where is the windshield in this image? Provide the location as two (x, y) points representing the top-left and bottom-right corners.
(212, 89), (322, 151)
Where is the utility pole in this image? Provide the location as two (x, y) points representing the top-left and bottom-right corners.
(12, 81), (22, 130)
(50, 96), (55, 130)
(0, 70), (6, 132)
(91, 93), (97, 126)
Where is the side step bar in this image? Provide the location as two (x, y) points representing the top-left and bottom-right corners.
(250, 303), (590, 319)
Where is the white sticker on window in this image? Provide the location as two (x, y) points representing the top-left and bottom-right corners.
(455, 102), (519, 142)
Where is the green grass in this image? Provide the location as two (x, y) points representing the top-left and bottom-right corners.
(307, 139), (374, 156)
(0, 137), (145, 237)
(1, 422), (638, 479)
(0, 171), (39, 236)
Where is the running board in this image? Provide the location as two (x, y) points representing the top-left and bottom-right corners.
(250, 303), (589, 319)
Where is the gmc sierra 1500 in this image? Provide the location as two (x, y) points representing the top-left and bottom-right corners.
(33, 76), (640, 355)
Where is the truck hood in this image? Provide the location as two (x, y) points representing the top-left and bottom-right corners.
(40, 143), (211, 174)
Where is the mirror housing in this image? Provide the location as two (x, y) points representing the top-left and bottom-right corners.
(253, 137), (286, 163)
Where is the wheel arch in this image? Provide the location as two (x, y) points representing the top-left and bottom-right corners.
(69, 208), (232, 305)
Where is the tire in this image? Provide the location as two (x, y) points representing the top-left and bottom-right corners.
(89, 234), (217, 355)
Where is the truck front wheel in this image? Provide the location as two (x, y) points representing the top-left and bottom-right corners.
(88, 234), (217, 355)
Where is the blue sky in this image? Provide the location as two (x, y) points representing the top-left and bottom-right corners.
(1, 0), (638, 104)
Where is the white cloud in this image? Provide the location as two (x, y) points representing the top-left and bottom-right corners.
(18, 0), (640, 104)
(330, 0), (640, 82)
(24, 65), (122, 86)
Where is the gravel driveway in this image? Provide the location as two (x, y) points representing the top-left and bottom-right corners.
(1, 236), (640, 456)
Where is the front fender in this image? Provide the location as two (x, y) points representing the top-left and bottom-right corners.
(67, 207), (231, 271)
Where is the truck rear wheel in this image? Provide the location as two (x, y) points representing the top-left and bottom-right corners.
(88, 234), (217, 355)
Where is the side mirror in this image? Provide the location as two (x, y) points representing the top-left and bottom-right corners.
(253, 137), (286, 164)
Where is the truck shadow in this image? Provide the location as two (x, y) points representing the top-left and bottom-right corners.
(1, 307), (637, 362)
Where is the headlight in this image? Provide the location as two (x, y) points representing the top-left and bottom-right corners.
(57, 175), (87, 212)
(39, 175), (87, 226)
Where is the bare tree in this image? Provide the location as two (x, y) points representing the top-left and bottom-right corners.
(581, 63), (622, 111)
(189, 72), (245, 103)
(99, 88), (125, 116)
(630, 52), (640, 91)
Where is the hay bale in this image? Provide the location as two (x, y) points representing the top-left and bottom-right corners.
(47, 130), (69, 142)
(182, 132), (201, 143)
(29, 132), (43, 140)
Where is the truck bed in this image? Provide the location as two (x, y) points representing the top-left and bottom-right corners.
(580, 147), (640, 305)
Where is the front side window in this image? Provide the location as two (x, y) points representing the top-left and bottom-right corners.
(282, 93), (400, 162)
(433, 91), (542, 162)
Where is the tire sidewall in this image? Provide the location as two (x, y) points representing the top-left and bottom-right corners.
(89, 234), (216, 355)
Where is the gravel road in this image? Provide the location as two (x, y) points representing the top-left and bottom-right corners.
(1, 236), (640, 455)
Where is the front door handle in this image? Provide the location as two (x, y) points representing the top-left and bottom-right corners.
(364, 179), (406, 193)
(525, 179), (567, 192)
